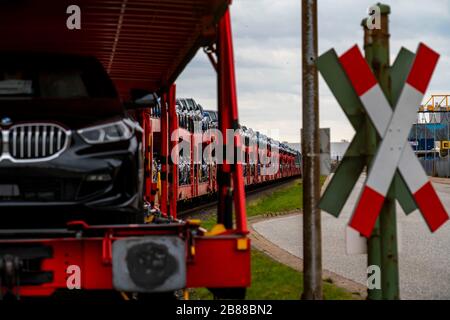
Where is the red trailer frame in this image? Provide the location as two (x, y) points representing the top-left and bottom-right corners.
(0, 0), (250, 298)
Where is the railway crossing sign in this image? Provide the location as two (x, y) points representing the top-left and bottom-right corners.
(317, 48), (418, 220)
(318, 43), (449, 238)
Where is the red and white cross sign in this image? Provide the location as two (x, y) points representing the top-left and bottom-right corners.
(339, 43), (449, 238)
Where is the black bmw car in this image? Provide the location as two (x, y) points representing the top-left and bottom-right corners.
(0, 53), (144, 228)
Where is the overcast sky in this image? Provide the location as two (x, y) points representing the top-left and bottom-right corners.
(177, 0), (450, 143)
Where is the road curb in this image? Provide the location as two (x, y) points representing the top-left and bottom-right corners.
(249, 213), (367, 299)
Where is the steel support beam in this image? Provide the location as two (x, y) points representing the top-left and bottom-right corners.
(217, 8), (247, 232)
(168, 84), (178, 219)
(160, 92), (169, 216)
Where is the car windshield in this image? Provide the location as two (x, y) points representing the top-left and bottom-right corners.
(0, 55), (117, 99)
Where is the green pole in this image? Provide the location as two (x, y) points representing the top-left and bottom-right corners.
(370, 3), (400, 300)
(361, 17), (382, 300)
(302, 0), (323, 300)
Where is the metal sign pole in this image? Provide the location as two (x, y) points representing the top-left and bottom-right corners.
(361, 18), (383, 300)
(301, 0), (322, 300)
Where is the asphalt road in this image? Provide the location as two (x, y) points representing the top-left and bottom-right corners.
(253, 174), (450, 300)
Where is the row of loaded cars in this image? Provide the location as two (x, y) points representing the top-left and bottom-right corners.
(145, 97), (302, 203)
(175, 97), (298, 157)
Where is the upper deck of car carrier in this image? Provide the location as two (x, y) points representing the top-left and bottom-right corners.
(0, 0), (228, 99)
(0, 0), (251, 298)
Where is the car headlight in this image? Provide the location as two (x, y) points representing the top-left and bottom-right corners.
(78, 120), (133, 144)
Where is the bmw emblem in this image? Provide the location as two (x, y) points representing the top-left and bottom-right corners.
(1, 117), (12, 126)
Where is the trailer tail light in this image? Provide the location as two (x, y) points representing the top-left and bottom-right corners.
(112, 236), (186, 293)
(237, 238), (249, 251)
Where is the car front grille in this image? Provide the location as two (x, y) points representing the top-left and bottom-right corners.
(6, 124), (70, 160)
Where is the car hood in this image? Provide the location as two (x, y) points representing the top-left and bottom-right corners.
(0, 98), (125, 129)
